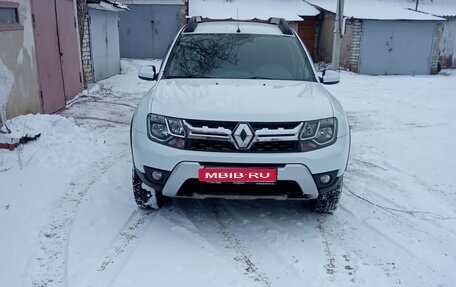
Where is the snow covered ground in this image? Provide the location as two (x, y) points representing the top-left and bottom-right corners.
(1, 60), (455, 287)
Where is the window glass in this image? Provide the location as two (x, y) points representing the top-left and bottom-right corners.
(163, 33), (316, 82)
(0, 7), (18, 25)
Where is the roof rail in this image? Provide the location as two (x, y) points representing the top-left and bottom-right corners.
(184, 16), (203, 33)
(267, 17), (293, 35)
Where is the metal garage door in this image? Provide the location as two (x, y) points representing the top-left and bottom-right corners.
(31, 0), (82, 113)
(359, 20), (436, 75)
(89, 9), (121, 81)
(119, 4), (180, 59)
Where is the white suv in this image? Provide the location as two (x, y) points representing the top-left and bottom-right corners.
(131, 17), (350, 213)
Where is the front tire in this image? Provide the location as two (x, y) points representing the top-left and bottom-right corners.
(132, 168), (164, 209)
(312, 177), (343, 213)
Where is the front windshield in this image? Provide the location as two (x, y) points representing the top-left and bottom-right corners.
(163, 33), (316, 81)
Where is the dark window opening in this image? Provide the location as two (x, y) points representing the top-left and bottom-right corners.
(0, 7), (18, 24)
(0, 2), (22, 31)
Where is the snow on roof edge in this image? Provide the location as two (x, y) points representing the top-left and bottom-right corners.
(106, 0), (129, 10)
(88, 3), (123, 12)
(416, 7), (456, 18)
(88, 0), (129, 11)
(305, 0), (445, 21)
(188, 0), (320, 22)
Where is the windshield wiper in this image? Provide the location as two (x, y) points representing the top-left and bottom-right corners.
(248, 76), (277, 80)
(165, 75), (213, 79)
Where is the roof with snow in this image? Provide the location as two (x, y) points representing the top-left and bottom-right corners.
(411, 0), (456, 17)
(189, 0), (320, 22)
(88, 0), (129, 11)
(305, 0), (444, 21)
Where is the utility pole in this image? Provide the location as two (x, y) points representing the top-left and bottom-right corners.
(331, 0), (345, 70)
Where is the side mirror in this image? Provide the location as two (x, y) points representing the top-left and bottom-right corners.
(138, 66), (157, 81)
(318, 70), (340, 85)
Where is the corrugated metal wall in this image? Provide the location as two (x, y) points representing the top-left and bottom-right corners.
(118, 4), (180, 59)
(89, 9), (121, 81)
(359, 20), (436, 75)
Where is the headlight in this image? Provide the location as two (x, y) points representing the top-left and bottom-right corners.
(148, 114), (186, 148)
(299, 117), (337, 151)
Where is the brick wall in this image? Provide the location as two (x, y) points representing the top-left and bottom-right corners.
(319, 11), (363, 72)
(80, 16), (94, 85)
(347, 20), (362, 73)
(77, 0), (93, 86)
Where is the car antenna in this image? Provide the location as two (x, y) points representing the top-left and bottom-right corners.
(236, 8), (241, 33)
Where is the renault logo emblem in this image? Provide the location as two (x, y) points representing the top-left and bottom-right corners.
(233, 123), (254, 149)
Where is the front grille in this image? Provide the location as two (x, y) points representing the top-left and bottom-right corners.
(188, 139), (300, 152)
(184, 119), (302, 153)
(187, 139), (236, 152)
(185, 119), (238, 130)
(250, 122), (301, 131)
(177, 179), (305, 198)
(186, 120), (301, 131)
(251, 141), (299, 152)
(200, 162), (286, 168)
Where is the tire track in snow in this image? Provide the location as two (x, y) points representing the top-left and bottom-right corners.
(218, 200), (358, 285)
(219, 200), (351, 286)
(179, 199), (347, 286)
(211, 203), (272, 287)
(304, 219), (352, 284)
(217, 201), (319, 281)
(344, 183), (455, 221)
(176, 200), (272, 287)
(26, 152), (127, 287)
(81, 209), (154, 287)
(326, 205), (405, 284)
(317, 216), (337, 281)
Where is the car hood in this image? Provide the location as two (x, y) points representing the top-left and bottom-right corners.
(150, 79), (334, 122)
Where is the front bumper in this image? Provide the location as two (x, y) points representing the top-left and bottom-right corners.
(132, 130), (349, 199)
(161, 162), (318, 198)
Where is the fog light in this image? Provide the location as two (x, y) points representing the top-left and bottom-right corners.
(169, 138), (186, 149)
(151, 171), (163, 181)
(319, 174), (331, 184)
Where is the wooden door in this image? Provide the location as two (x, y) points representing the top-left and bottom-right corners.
(298, 17), (316, 59)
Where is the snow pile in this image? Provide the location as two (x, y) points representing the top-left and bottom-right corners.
(0, 114), (120, 287)
(1, 114), (102, 166)
(0, 59), (156, 286)
(93, 58), (161, 94)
